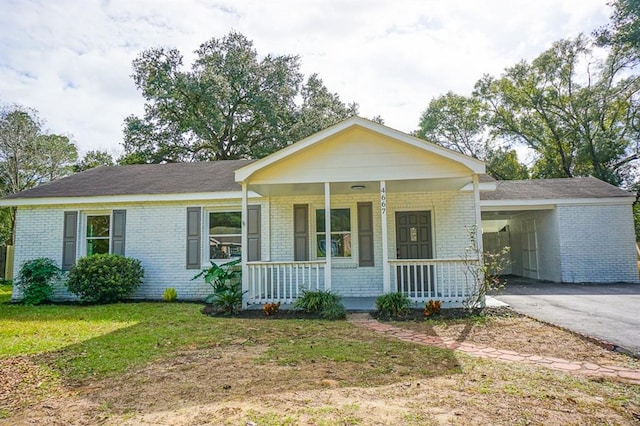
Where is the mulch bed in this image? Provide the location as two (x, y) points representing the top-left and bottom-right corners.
(202, 305), (518, 321)
(201, 305), (325, 319)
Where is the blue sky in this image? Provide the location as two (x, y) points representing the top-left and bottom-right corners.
(0, 0), (611, 158)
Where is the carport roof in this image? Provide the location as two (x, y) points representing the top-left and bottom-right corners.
(480, 177), (634, 201)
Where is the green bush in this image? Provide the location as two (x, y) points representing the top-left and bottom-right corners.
(194, 259), (244, 314)
(375, 292), (412, 318)
(16, 258), (61, 305)
(163, 287), (178, 302)
(66, 254), (144, 303)
(293, 289), (346, 320)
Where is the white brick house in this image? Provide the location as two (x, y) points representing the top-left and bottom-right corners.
(2, 117), (638, 306)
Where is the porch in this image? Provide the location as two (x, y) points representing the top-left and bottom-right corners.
(233, 118), (487, 309)
(245, 258), (477, 307)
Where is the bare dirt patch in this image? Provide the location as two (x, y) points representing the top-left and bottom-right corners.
(3, 313), (640, 425)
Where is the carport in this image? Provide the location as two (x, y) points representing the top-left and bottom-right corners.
(479, 178), (638, 284)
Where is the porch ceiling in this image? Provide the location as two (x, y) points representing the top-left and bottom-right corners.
(249, 176), (474, 197)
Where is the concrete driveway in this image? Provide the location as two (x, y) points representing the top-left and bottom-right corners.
(494, 277), (640, 357)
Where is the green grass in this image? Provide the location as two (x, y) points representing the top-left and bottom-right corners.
(0, 284), (458, 382)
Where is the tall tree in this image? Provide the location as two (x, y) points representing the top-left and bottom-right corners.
(121, 31), (358, 164)
(288, 74), (358, 142)
(474, 35), (640, 186)
(0, 105), (78, 244)
(75, 150), (115, 172)
(416, 92), (529, 180)
(0, 106), (77, 195)
(595, 0), (640, 62)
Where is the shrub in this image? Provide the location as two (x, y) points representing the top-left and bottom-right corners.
(194, 259), (244, 315)
(16, 258), (61, 305)
(375, 292), (412, 318)
(204, 281), (244, 315)
(293, 289), (346, 320)
(66, 254), (144, 303)
(462, 225), (512, 312)
(424, 299), (442, 317)
(263, 302), (281, 316)
(163, 287), (178, 302)
(319, 302), (347, 320)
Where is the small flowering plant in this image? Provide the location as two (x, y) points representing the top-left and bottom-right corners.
(263, 302), (281, 316)
(424, 299), (442, 317)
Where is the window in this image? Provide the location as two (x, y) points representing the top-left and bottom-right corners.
(316, 208), (351, 258)
(209, 212), (242, 260)
(86, 215), (110, 256)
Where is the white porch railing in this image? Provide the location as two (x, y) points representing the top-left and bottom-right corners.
(246, 261), (326, 305)
(389, 259), (476, 304)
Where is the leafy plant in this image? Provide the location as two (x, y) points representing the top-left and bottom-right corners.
(193, 258), (241, 291)
(424, 299), (442, 317)
(319, 302), (347, 320)
(375, 292), (412, 319)
(16, 258), (61, 305)
(263, 302), (281, 316)
(462, 225), (512, 312)
(194, 259), (244, 314)
(163, 287), (178, 302)
(66, 254), (144, 303)
(293, 289), (346, 320)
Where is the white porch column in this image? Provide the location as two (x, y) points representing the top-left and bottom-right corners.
(472, 174), (483, 254)
(324, 182), (332, 290)
(241, 181), (249, 308)
(380, 180), (390, 293)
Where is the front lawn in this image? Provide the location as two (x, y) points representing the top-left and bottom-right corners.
(1, 284), (639, 425)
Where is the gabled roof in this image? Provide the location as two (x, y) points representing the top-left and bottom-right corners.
(234, 116), (486, 182)
(481, 177), (634, 201)
(2, 160), (253, 200)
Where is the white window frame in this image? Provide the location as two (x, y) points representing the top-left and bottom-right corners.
(80, 211), (112, 257)
(206, 209), (242, 264)
(314, 205), (355, 260)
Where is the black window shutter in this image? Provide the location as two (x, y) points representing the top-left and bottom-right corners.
(293, 204), (309, 261)
(358, 202), (374, 267)
(111, 210), (126, 256)
(62, 211), (78, 270)
(247, 205), (261, 261)
(186, 207), (201, 269)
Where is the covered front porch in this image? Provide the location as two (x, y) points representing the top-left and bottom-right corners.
(234, 118), (487, 308)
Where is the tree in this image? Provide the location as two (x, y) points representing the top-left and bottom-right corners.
(122, 31), (358, 164)
(595, 0), (640, 62)
(417, 92), (490, 160)
(0, 105), (78, 244)
(474, 35), (640, 186)
(75, 150), (115, 172)
(416, 92), (529, 180)
(485, 147), (530, 180)
(288, 74), (358, 142)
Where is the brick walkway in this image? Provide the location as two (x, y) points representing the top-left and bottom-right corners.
(347, 313), (640, 385)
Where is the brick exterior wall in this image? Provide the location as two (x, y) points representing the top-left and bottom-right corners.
(556, 204), (638, 283)
(11, 200), (269, 301)
(11, 190), (478, 301)
(506, 204), (638, 283)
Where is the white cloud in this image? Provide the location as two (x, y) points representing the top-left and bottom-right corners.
(0, 0), (611, 157)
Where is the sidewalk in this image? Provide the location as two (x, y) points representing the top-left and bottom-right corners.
(348, 313), (640, 385)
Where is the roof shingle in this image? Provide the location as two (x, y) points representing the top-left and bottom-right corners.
(480, 177), (633, 200)
(4, 160), (254, 199)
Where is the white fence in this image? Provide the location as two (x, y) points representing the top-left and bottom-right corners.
(389, 259), (476, 304)
(246, 261), (326, 304)
(245, 258), (477, 306)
